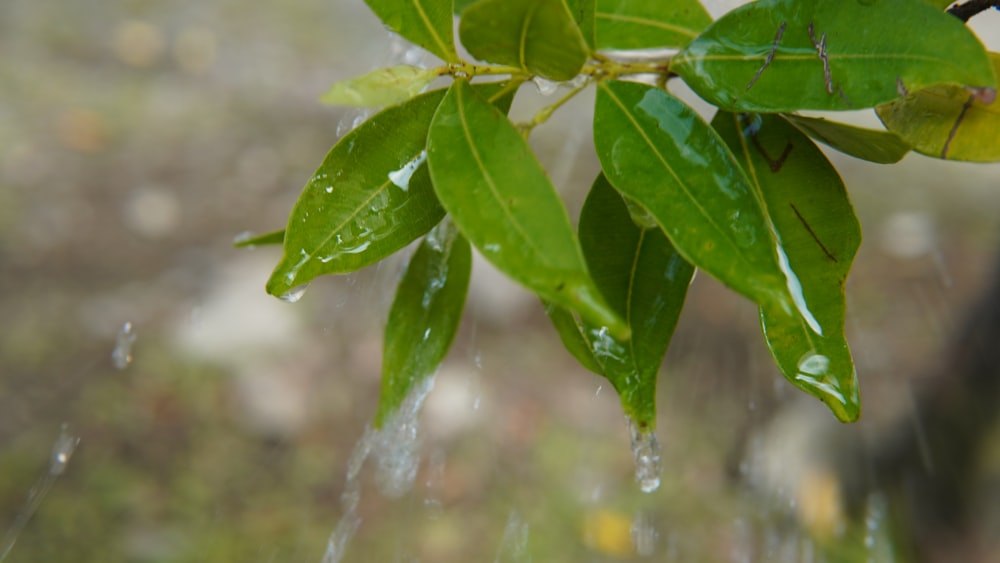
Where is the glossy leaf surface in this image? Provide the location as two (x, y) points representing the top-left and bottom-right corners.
(673, 0), (996, 112)
(548, 175), (694, 427)
(320, 65), (439, 108)
(458, 0), (589, 81)
(876, 53), (1000, 162)
(594, 80), (788, 311)
(268, 83), (513, 298)
(376, 220), (471, 427)
(428, 80), (627, 337)
(594, 0), (711, 50)
(364, 0), (458, 62)
(784, 114), (910, 164)
(713, 112), (861, 422)
(234, 229), (284, 248)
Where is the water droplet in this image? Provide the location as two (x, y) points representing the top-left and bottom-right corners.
(49, 424), (79, 476)
(627, 418), (662, 493)
(1, 424), (81, 560)
(110, 321), (137, 370)
(423, 448), (446, 517)
(232, 230), (253, 244)
(495, 510), (530, 562)
(570, 74), (589, 89)
(595, 385), (603, 397)
(532, 76), (559, 96)
(279, 284), (309, 303)
(387, 150), (427, 191)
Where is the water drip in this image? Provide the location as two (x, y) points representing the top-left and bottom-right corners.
(111, 321), (136, 370)
(278, 284), (309, 303)
(627, 418), (662, 493)
(532, 76), (559, 96)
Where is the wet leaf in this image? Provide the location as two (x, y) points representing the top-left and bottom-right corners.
(376, 220), (471, 427)
(594, 0), (711, 50)
(784, 114), (910, 164)
(234, 229), (284, 248)
(364, 0), (458, 62)
(876, 53), (1000, 162)
(320, 65), (439, 108)
(673, 0), (996, 112)
(428, 80), (628, 338)
(713, 112), (861, 422)
(458, 0), (589, 81)
(268, 82), (513, 298)
(593, 80), (789, 311)
(548, 174), (694, 427)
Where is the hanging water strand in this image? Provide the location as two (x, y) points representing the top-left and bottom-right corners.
(627, 418), (662, 493)
(631, 510), (657, 556)
(110, 321), (136, 370)
(321, 376), (435, 562)
(0, 424), (80, 562)
(494, 510), (530, 563)
(321, 426), (374, 563)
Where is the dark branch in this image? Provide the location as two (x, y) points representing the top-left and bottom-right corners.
(947, 0), (1000, 23)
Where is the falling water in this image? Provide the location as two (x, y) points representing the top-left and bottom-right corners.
(494, 510), (530, 563)
(0, 424), (80, 562)
(631, 510), (657, 556)
(321, 376), (435, 562)
(627, 418), (662, 493)
(110, 321), (136, 370)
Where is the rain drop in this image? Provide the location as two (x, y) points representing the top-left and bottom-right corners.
(627, 418), (662, 493)
(49, 424), (80, 476)
(532, 76), (559, 96)
(110, 321), (136, 370)
(278, 284), (309, 303)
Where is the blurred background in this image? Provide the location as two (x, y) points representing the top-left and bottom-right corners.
(2, 0), (1000, 561)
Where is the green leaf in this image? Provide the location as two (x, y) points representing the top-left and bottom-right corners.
(458, 0), (589, 81)
(454, 0), (476, 14)
(234, 229), (284, 248)
(784, 114), (910, 164)
(594, 0), (712, 50)
(364, 0), (458, 63)
(713, 112), (861, 422)
(593, 80), (789, 311)
(428, 80), (628, 338)
(548, 174), (694, 428)
(267, 82), (514, 298)
(876, 53), (1000, 162)
(567, 0), (597, 49)
(672, 0), (997, 112)
(376, 220), (471, 427)
(923, 0), (955, 9)
(320, 65), (439, 108)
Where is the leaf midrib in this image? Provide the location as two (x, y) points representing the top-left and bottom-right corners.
(595, 12), (699, 39)
(599, 83), (761, 279)
(453, 84), (552, 269)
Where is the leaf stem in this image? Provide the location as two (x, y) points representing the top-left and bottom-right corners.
(520, 78), (593, 134)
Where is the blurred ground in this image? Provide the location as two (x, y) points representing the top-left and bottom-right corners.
(2, 1), (1000, 562)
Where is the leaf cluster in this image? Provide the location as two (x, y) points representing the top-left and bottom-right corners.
(246, 0), (998, 440)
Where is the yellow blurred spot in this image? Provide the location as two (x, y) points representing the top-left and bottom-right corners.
(114, 20), (164, 67)
(796, 467), (846, 540)
(582, 509), (634, 558)
(56, 109), (108, 153)
(174, 27), (216, 74)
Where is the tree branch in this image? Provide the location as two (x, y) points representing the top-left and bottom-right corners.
(947, 0), (1000, 22)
